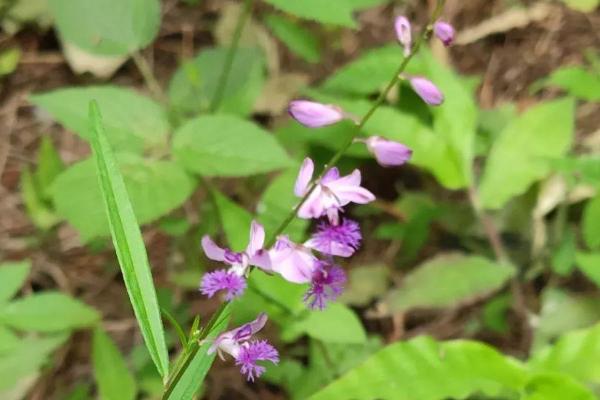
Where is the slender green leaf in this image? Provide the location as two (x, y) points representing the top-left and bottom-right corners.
(583, 195), (600, 249)
(0, 261), (31, 303)
(87, 101), (169, 378)
(385, 253), (515, 314)
(92, 328), (137, 400)
(0, 292), (99, 332)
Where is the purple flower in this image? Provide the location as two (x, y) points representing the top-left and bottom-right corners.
(200, 221), (271, 299)
(208, 313), (279, 381)
(434, 21), (455, 47)
(288, 100), (346, 128)
(304, 261), (347, 310)
(305, 218), (362, 257)
(200, 269), (246, 300)
(365, 136), (412, 167)
(395, 16), (412, 56)
(409, 77), (444, 106)
(294, 158), (375, 225)
(269, 235), (318, 284)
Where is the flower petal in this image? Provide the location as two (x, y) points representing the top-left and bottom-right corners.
(366, 136), (412, 167)
(246, 220), (265, 256)
(410, 77), (444, 106)
(297, 185), (325, 219)
(270, 237), (316, 283)
(395, 16), (412, 56)
(288, 100), (345, 128)
(201, 235), (227, 262)
(294, 158), (314, 197)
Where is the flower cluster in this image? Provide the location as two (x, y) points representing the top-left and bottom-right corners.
(198, 14), (454, 382)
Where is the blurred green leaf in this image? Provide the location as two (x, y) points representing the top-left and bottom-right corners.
(282, 303), (366, 344)
(339, 265), (389, 306)
(311, 336), (526, 399)
(559, 0), (599, 13)
(211, 189), (253, 251)
(48, 0), (160, 56)
(522, 373), (596, 400)
(35, 136), (65, 200)
(88, 102), (169, 378)
(0, 292), (99, 332)
(262, 0), (387, 28)
(575, 252), (600, 288)
(538, 66), (600, 101)
(173, 114), (291, 177)
(479, 98), (575, 209)
(530, 323), (600, 386)
(257, 167), (308, 241)
(168, 47), (265, 117)
(482, 293), (511, 334)
(52, 155), (194, 241)
(92, 328), (137, 400)
(0, 261), (31, 303)
(31, 86), (169, 153)
(0, 334), (68, 391)
(264, 14), (321, 63)
(551, 227), (577, 275)
(0, 48), (20, 77)
(385, 253), (515, 313)
(583, 195), (600, 249)
(0, 327), (19, 355)
(21, 167), (59, 231)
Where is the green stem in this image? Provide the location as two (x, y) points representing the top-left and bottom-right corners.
(132, 51), (166, 102)
(265, 0), (446, 247)
(208, 0), (254, 112)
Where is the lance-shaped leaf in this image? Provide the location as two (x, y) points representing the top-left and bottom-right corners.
(87, 101), (169, 378)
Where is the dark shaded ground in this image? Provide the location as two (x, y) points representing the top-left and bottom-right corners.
(1, 0), (600, 398)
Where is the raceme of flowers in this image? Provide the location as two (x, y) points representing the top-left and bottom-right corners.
(198, 15), (454, 381)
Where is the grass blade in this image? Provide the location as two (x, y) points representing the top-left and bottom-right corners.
(88, 101), (169, 378)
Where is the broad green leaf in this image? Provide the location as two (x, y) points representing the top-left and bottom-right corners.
(164, 303), (231, 400)
(385, 253), (515, 313)
(0, 292), (98, 331)
(539, 66), (600, 101)
(0, 261), (30, 303)
(262, 0), (386, 28)
(283, 303), (366, 344)
(0, 334), (68, 391)
(30, 86), (169, 153)
(583, 195), (600, 249)
(211, 189), (253, 251)
(264, 14), (321, 63)
(533, 288), (600, 351)
(479, 98), (575, 209)
(521, 373), (595, 400)
(0, 327), (19, 354)
(311, 336), (526, 399)
(173, 114), (291, 177)
(87, 102), (169, 378)
(92, 328), (137, 400)
(48, 0), (160, 56)
(52, 154), (194, 241)
(339, 265), (389, 306)
(575, 252), (600, 288)
(257, 167), (308, 241)
(530, 323), (600, 385)
(559, 0), (599, 12)
(168, 47), (265, 117)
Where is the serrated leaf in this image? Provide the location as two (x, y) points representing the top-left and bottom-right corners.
(87, 101), (169, 378)
(479, 98), (575, 209)
(173, 114), (291, 177)
(92, 328), (137, 400)
(48, 0), (160, 56)
(0, 261), (31, 303)
(168, 47), (265, 117)
(52, 154), (194, 241)
(0, 292), (99, 332)
(582, 195), (600, 249)
(30, 86), (169, 153)
(264, 14), (321, 63)
(385, 253), (515, 313)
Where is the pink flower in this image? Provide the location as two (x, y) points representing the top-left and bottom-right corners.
(288, 100), (346, 128)
(294, 158), (375, 225)
(365, 136), (412, 167)
(200, 221), (271, 299)
(409, 77), (444, 106)
(395, 16), (412, 56)
(208, 313), (279, 381)
(269, 235), (318, 284)
(434, 21), (455, 47)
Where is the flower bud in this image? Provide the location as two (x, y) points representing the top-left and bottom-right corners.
(365, 136), (412, 167)
(394, 16), (412, 56)
(433, 21), (455, 47)
(409, 77), (444, 106)
(288, 100), (345, 128)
